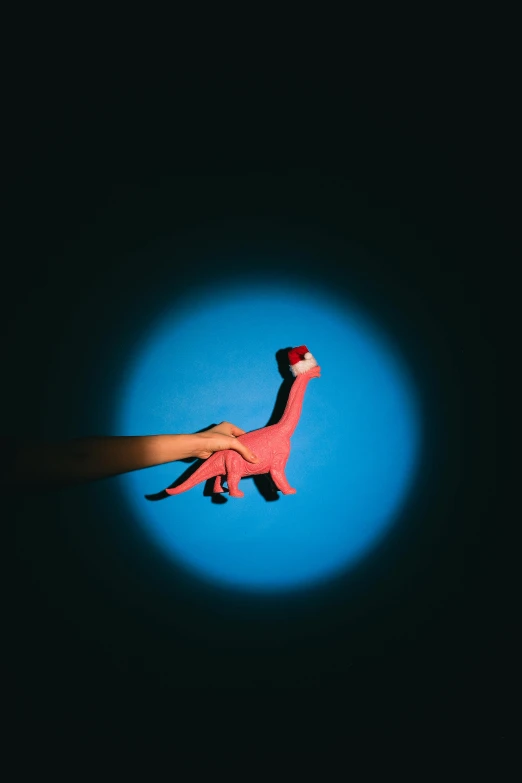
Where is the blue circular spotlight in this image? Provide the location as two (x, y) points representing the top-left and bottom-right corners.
(117, 278), (421, 594)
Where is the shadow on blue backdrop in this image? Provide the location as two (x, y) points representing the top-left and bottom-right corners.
(112, 270), (422, 595)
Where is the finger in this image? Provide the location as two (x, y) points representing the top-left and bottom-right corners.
(231, 442), (258, 463)
(228, 423), (246, 437)
(210, 422), (236, 437)
(216, 421), (245, 437)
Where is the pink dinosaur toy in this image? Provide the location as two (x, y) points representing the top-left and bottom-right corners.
(164, 345), (321, 498)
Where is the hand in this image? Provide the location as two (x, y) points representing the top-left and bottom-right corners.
(190, 422), (258, 463)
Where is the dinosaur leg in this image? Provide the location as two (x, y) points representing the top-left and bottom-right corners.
(213, 475), (225, 493)
(226, 472), (244, 498)
(270, 465), (297, 495)
(225, 454), (245, 498)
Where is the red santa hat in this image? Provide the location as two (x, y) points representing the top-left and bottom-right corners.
(288, 345), (318, 377)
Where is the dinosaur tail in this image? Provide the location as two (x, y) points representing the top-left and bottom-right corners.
(164, 452), (225, 495)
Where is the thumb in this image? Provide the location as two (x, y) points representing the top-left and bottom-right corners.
(234, 443), (259, 463)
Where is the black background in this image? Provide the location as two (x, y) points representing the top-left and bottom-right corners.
(4, 31), (511, 744)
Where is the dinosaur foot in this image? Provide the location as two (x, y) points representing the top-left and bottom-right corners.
(281, 488), (297, 495)
(229, 490), (245, 498)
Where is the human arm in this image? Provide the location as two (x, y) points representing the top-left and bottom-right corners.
(5, 422), (258, 489)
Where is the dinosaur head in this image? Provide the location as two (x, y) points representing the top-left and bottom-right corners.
(288, 345), (321, 378)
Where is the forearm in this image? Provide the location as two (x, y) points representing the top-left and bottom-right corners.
(12, 435), (202, 486)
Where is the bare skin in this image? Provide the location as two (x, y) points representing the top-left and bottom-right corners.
(6, 422), (258, 489)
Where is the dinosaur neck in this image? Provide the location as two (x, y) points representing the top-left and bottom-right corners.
(277, 373), (312, 437)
